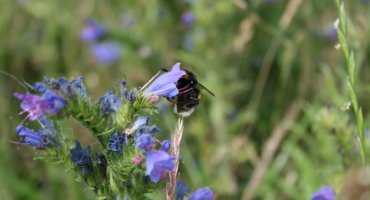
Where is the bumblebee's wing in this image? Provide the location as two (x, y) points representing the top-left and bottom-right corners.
(198, 83), (215, 96)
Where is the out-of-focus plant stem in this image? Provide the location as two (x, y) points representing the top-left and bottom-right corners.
(335, 0), (367, 165)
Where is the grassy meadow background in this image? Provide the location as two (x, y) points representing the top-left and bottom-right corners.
(1, 0), (370, 199)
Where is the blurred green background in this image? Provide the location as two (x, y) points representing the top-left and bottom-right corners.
(1, 0), (369, 199)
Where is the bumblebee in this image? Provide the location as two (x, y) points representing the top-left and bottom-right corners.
(166, 69), (214, 117)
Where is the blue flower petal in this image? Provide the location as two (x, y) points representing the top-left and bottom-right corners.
(144, 63), (186, 98)
(70, 76), (89, 98)
(189, 187), (214, 200)
(91, 42), (121, 64)
(160, 140), (171, 152)
(311, 186), (335, 200)
(146, 151), (176, 183)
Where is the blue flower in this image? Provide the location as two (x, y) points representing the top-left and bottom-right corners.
(132, 116), (149, 130)
(108, 132), (127, 154)
(175, 180), (190, 200)
(188, 187), (214, 200)
(16, 126), (44, 148)
(70, 140), (94, 176)
(14, 90), (65, 121)
(91, 42), (121, 64)
(38, 115), (55, 131)
(33, 82), (48, 94)
(145, 151), (176, 182)
(16, 117), (57, 148)
(311, 186), (335, 200)
(136, 134), (156, 152)
(70, 76), (89, 98)
(182, 12), (195, 27)
(160, 139), (171, 152)
(37, 116), (58, 147)
(42, 90), (65, 114)
(127, 90), (137, 103)
(80, 19), (107, 43)
(98, 91), (119, 114)
(120, 80), (128, 99)
(46, 77), (73, 96)
(136, 125), (160, 136)
(143, 63), (186, 98)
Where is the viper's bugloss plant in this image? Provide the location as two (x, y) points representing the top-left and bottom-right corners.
(13, 63), (214, 199)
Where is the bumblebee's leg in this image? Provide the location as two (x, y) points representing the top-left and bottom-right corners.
(139, 68), (169, 92)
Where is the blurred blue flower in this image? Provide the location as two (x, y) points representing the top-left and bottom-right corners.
(127, 90), (137, 103)
(16, 116), (57, 148)
(70, 140), (94, 176)
(188, 187), (214, 200)
(183, 33), (195, 51)
(70, 76), (89, 98)
(130, 116), (160, 140)
(136, 134), (156, 152)
(160, 139), (171, 152)
(14, 90), (65, 121)
(80, 19), (107, 43)
(132, 116), (149, 130)
(175, 180), (190, 200)
(99, 90), (119, 114)
(91, 42), (122, 64)
(38, 115), (55, 131)
(145, 150), (176, 182)
(108, 132), (127, 154)
(120, 80), (128, 99)
(33, 82), (48, 94)
(182, 11), (195, 27)
(144, 63), (186, 98)
(16, 126), (44, 148)
(45, 77), (72, 96)
(136, 125), (160, 136)
(311, 186), (335, 200)
(360, 0), (370, 4)
(37, 116), (58, 147)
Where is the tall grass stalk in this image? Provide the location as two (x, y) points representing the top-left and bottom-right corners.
(334, 0), (367, 164)
(166, 117), (184, 200)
